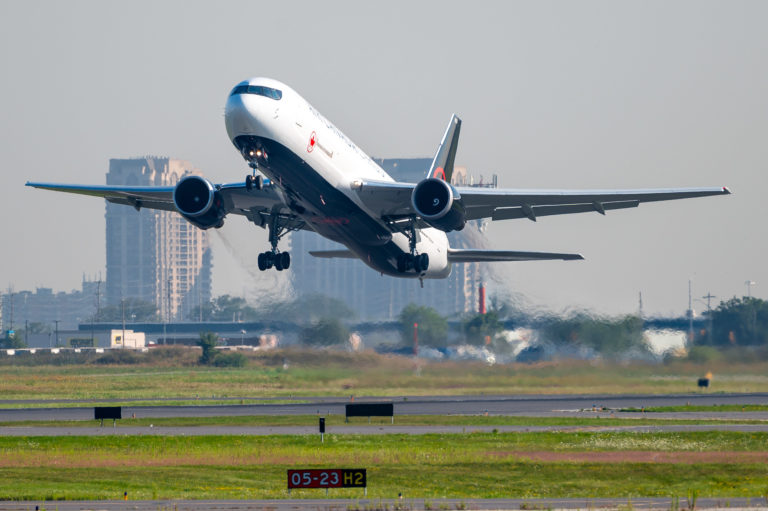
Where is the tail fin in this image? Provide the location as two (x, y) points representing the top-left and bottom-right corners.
(426, 114), (462, 182)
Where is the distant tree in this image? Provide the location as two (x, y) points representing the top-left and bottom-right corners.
(266, 294), (356, 325)
(398, 304), (448, 349)
(25, 322), (51, 335)
(190, 295), (260, 322)
(97, 298), (159, 322)
(540, 313), (647, 358)
(463, 310), (504, 346)
(198, 332), (219, 365)
(0, 332), (26, 349)
(707, 297), (768, 347)
(299, 318), (350, 346)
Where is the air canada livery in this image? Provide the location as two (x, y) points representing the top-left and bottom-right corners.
(27, 77), (730, 281)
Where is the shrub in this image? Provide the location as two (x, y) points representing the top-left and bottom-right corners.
(686, 345), (722, 364)
(212, 352), (247, 367)
(93, 350), (142, 365)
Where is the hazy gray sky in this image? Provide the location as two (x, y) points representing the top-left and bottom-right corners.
(1, 0), (766, 316)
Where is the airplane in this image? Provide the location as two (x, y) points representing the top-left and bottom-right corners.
(27, 77), (730, 282)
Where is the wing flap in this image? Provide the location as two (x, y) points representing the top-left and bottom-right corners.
(447, 248), (584, 262)
(489, 200), (640, 222)
(309, 249), (359, 259)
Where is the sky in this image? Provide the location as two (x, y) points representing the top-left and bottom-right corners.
(1, 0), (766, 317)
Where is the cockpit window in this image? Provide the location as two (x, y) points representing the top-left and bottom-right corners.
(229, 84), (282, 100)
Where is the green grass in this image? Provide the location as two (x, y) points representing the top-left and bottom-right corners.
(1, 350), (768, 402)
(622, 404), (768, 413)
(1, 414), (766, 428)
(0, 398), (309, 409)
(0, 432), (766, 500)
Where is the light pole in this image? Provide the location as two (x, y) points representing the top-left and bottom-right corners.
(121, 299), (126, 349)
(745, 281), (756, 298)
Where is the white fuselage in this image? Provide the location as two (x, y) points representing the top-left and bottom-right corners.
(224, 77), (451, 278)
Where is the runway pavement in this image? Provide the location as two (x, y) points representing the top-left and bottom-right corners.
(0, 392), (767, 422)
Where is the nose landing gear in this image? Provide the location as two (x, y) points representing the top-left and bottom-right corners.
(242, 145), (267, 190)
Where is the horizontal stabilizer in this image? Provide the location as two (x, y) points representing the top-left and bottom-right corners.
(447, 248), (584, 263)
(309, 249), (359, 259)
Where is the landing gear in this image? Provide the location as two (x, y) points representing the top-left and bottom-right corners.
(395, 218), (429, 274)
(257, 212), (296, 272)
(397, 253), (429, 274)
(244, 150), (264, 190)
(245, 173), (263, 191)
(257, 251), (290, 271)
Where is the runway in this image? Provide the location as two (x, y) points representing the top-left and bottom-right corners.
(0, 392), (766, 423)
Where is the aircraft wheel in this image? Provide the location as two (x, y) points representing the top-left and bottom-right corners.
(280, 251), (290, 270)
(417, 253), (429, 272)
(254, 175), (263, 190)
(274, 253), (284, 271)
(257, 252), (267, 271)
(246, 174), (255, 191)
(396, 254), (408, 273)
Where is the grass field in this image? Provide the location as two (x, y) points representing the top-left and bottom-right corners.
(2, 350), (768, 501)
(1, 414), (767, 428)
(1, 349), (768, 401)
(1, 432), (767, 500)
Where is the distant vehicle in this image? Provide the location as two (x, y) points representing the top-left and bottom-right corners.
(27, 77), (730, 281)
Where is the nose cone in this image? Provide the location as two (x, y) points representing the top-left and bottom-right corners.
(224, 92), (260, 140)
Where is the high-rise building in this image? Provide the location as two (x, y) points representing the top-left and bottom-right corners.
(289, 158), (494, 320)
(105, 157), (212, 321)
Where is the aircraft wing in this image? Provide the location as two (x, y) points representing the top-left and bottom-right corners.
(354, 181), (731, 222)
(447, 249), (583, 262)
(24, 181), (304, 229)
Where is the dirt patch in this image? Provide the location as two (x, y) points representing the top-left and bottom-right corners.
(488, 450), (768, 464)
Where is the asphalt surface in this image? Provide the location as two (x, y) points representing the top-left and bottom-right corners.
(1, 392), (767, 423)
(0, 498), (765, 510)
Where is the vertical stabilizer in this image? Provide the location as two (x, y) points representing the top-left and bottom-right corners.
(426, 114), (462, 182)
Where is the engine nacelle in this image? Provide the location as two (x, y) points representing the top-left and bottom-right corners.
(173, 175), (226, 230)
(411, 178), (466, 232)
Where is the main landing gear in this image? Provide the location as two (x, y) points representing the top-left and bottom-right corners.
(258, 251), (290, 271)
(257, 213), (293, 272)
(396, 219), (430, 274)
(397, 252), (429, 273)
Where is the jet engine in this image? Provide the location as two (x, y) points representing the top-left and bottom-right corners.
(173, 175), (226, 229)
(411, 178), (466, 232)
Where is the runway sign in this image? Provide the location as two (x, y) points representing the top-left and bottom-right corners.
(345, 403), (393, 418)
(94, 406), (121, 420)
(287, 469), (366, 489)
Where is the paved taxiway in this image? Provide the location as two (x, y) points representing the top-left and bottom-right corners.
(1, 392), (767, 423)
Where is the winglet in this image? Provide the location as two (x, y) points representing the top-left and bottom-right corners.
(426, 114), (462, 182)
